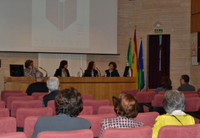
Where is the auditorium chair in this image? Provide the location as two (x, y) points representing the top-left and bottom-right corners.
(82, 99), (109, 114)
(182, 91), (197, 94)
(0, 132), (27, 138)
(157, 91), (166, 94)
(101, 126), (152, 138)
(37, 129), (94, 138)
(121, 89), (138, 97)
(0, 108), (9, 117)
(157, 124), (200, 138)
(185, 97), (200, 112)
(11, 100), (42, 117)
(141, 89), (156, 92)
(0, 117), (16, 133)
(0, 101), (5, 108)
(78, 113), (117, 137)
(1, 90), (23, 100)
(24, 116), (39, 138)
(32, 92), (48, 100)
(7, 96), (34, 110)
(97, 106), (115, 114)
(16, 107), (53, 128)
(3, 93), (27, 106)
(135, 112), (159, 127)
(82, 95), (93, 100)
(38, 95), (44, 102)
(151, 94), (165, 114)
(183, 93), (199, 98)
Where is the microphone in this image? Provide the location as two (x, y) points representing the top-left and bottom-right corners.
(80, 68), (83, 77)
(39, 67), (48, 77)
(96, 67), (101, 77)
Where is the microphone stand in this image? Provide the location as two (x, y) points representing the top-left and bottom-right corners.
(39, 67), (48, 77)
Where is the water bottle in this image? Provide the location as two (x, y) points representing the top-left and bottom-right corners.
(77, 71), (80, 77)
(105, 72), (107, 77)
(91, 72), (94, 77)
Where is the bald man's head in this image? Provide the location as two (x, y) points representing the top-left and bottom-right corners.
(35, 72), (44, 82)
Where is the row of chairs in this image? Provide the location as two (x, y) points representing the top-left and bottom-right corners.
(1, 124), (200, 138)
(0, 112), (159, 138)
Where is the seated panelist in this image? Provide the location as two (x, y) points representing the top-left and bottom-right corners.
(24, 59), (39, 77)
(105, 62), (120, 77)
(54, 60), (70, 77)
(83, 61), (98, 77)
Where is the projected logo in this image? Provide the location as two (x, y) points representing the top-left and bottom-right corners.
(46, 0), (77, 31)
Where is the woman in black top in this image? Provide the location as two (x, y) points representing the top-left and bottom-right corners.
(105, 62), (120, 77)
(54, 60), (70, 77)
(83, 61), (98, 77)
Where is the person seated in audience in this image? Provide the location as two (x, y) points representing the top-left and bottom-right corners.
(26, 72), (48, 95)
(177, 74), (195, 91)
(152, 90), (195, 138)
(155, 76), (172, 94)
(43, 77), (60, 107)
(98, 93), (144, 138)
(105, 62), (120, 77)
(24, 59), (39, 77)
(54, 60), (70, 77)
(83, 61), (98, 77)
(31, 87), (91, 138)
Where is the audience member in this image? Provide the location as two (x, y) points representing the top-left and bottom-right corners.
(98, 93), (144, 138)
(105, 62), (120, 77)
(155, 76), (172, 94)
(177, 74), (195, 91)
(32, 87), (91, 138)
(24, 59), (39, 77)
(54, 60), (70, 77)
(43, 77), (60, 107)
(26, 72), (48, 95)
(152, 90), (195, 138)
(83, 61), (98, 77)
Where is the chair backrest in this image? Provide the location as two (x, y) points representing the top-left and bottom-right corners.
(0, 132), (27, 138)
(16, 107), (53, 127)
(82, 95), (93, 100)
(83, 99), (109, 114)
(37, 129), (94, 138)
(38, 95), (44, 102)
(32, 92), (48, 100)
(121, 89), (138, 97)
(141, 89), (156, 92)
(101, 126), (152, 138)
(3, 93), (27, 105)
(1, 90), (23, 100)
(7, 96), (34, 110)
(157, 124), (200, 138)
(24, 116), (39, 138)
(151, 94), (164, 107)
(79, 106), (93, 115)
(182, 91), (197, 94)
(185, 97), (200, 112)
(0, 117), (16, 133)
(157, 91), (166, 94)
(47, 100), (55, 115)
(135, 112), (159, 127)
(0, 108), (9, 117)
(184, 93), (199, 98)
(11, 100), (42, 117)
(0, 101), (5, 108)
(78, 113), (117, 137)
(97, 106), (115, 114)
(136, 92), (156, 103)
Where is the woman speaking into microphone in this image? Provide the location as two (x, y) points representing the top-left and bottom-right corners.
(83, 61), (99, 77)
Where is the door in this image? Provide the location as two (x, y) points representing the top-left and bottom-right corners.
(148, 35), (170, 89)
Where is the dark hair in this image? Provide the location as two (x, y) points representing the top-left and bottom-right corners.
(181, 74), (189, 83)
(59, 60), (68, 69)
(109, 62), (117, 70)
(55, 87), (83, 117)
(161, 76), (172, 90)
(114, 93), (139, 118)
(87, 61), (95, 71)
(25, 60), (33, 68)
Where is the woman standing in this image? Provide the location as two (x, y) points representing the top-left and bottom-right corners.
(83, 61), (98, 77)
(54, 60), (70, 77)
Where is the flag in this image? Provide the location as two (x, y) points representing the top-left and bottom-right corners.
(132, 28), (138, 88)
(127, 39), (132, 73)
(138, 40), (145, 90)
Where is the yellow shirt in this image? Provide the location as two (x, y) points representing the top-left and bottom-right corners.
(152, 114), (195, 138)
